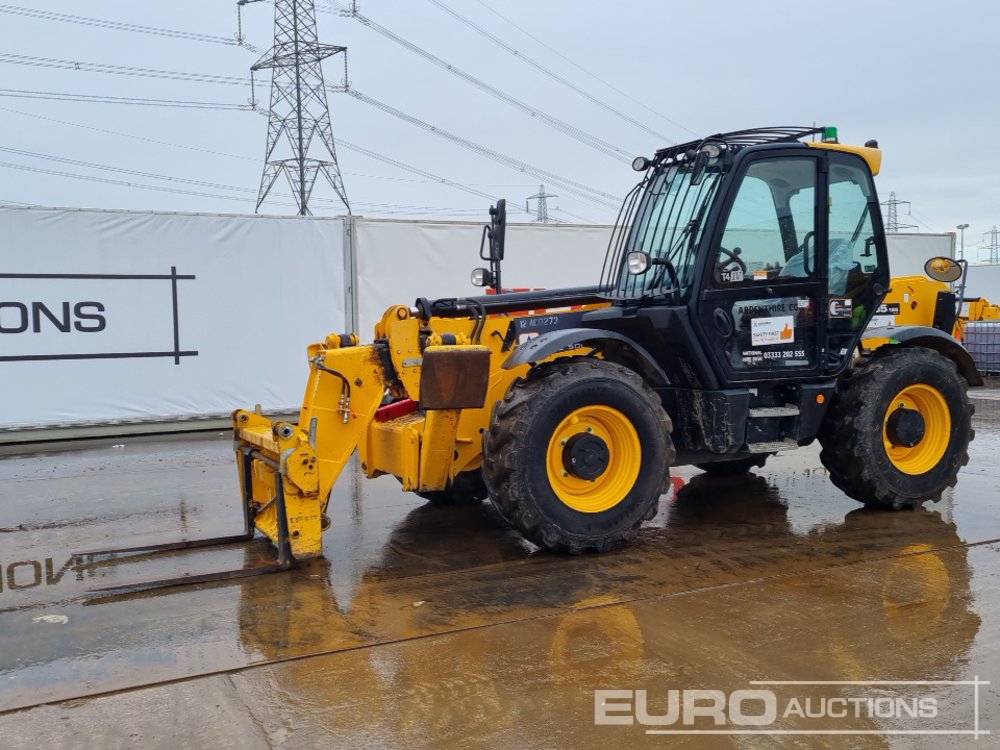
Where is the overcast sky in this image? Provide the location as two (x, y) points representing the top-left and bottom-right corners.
(0, 1), (997, 256)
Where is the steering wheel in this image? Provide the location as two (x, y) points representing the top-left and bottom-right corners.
(715, 246), (747, 280)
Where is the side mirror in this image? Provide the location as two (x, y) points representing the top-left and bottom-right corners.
(626, 251), (651, 274)
(477, 199), (507, 294)
(489, 199), (506, 261)
(924, 256), (963, 283)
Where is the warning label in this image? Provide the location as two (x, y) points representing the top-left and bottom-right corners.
(751, 315), (795, 346)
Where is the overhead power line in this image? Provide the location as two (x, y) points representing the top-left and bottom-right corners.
(338, 139), (513, 206)
(553, 207), (597, 224)
(428, 0), (697, 142)
(0, 106), (531, 212)
(472, 0), (699, 139)
(0, 145), (263, 196)
(0, 87), (251, 110)
(0, 105), (264, 163)
(0, 160), (264, 204)
(320, 0), (631, 163)
(342, 88), (620, 209)
(0, 53), (251, 87)
(0, 4), (237, 46)
(0, 148), (519, 217)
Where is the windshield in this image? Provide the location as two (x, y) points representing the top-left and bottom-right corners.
(607, 162), (724, 300)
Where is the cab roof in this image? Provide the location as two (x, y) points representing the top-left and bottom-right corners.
(650, 126), (882, 175)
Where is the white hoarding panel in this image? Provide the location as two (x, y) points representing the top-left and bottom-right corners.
(963, 264), (1000, 303)
(0, 207), (344, 429)
(353, 218), (611, 335)
(886, 233), (954, 278)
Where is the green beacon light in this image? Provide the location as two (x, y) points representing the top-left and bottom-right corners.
(822, 125), (839, 143)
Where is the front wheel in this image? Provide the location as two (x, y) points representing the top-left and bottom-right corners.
(482, 359), (674, 553)
(818, 347), (974, 509)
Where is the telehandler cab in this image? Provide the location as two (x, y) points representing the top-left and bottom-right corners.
(82, 126), (981, 591)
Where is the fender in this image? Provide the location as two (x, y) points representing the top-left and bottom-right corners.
(862, 325), (983, 387)
(502, 327), (669, 386)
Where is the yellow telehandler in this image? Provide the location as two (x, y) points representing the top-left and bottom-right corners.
(83, 126), (982, 590)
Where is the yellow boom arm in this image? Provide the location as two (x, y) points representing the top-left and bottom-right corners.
(231, 303), (567, 560)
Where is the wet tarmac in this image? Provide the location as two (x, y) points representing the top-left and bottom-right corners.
(1, 395), (999, 748)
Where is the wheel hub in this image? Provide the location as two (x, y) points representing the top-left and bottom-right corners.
(546, 404), (643, 513)
(886, 407), (926, 448)
(562, 433), (610, 480)
(881, 384), (951, 476)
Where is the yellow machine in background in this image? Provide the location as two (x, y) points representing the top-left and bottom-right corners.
(871, 257), (999, 344)
(962, 296), (1000, 327)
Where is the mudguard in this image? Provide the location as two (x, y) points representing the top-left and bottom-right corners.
(863, 325), (983, 387)
(502, 327), (670, 386)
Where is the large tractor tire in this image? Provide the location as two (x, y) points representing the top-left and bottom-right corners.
(818, 346), (974, 509)
(696, 454), (770, 476)
(482, 358), (674, 553)
(416, 470), (489, 506)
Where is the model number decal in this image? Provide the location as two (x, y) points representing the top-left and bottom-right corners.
(520, 315), (561, 328)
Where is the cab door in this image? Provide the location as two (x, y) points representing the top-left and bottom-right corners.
(694, 151), (827, 384)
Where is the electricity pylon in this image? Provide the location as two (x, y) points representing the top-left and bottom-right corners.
(248, 0), (350, 215)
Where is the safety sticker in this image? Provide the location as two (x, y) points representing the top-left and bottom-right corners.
(753, 269), (769, 281)
(828, 298), (852, 318)
(868, 315), (896, 329)
(751, 315), (795, 346)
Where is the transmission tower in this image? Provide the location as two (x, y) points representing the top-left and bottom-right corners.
(526, 184), (557, 223)
(983, 225), (1000, 264)
(248, 0), (350, 215)
(881, 192), (916, 232)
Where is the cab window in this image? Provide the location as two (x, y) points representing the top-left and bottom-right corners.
(828, 156), (882, 297)
(825, 152), (888, 353)
(713, 157), (817, 285)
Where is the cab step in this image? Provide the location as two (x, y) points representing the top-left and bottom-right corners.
(748, 405), (800, 418)
(746, 439), (799, 453)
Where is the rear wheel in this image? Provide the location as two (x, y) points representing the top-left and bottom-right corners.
(696, 454), (770, 476)
(819, 347), (973, 509)
(483, 359), (674, 553)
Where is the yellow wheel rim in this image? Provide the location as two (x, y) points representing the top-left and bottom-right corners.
(882, 384), (951, 475)
(546, 405), (641, 513)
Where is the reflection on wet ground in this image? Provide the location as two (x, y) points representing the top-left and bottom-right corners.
(0, 398), (998, 747)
